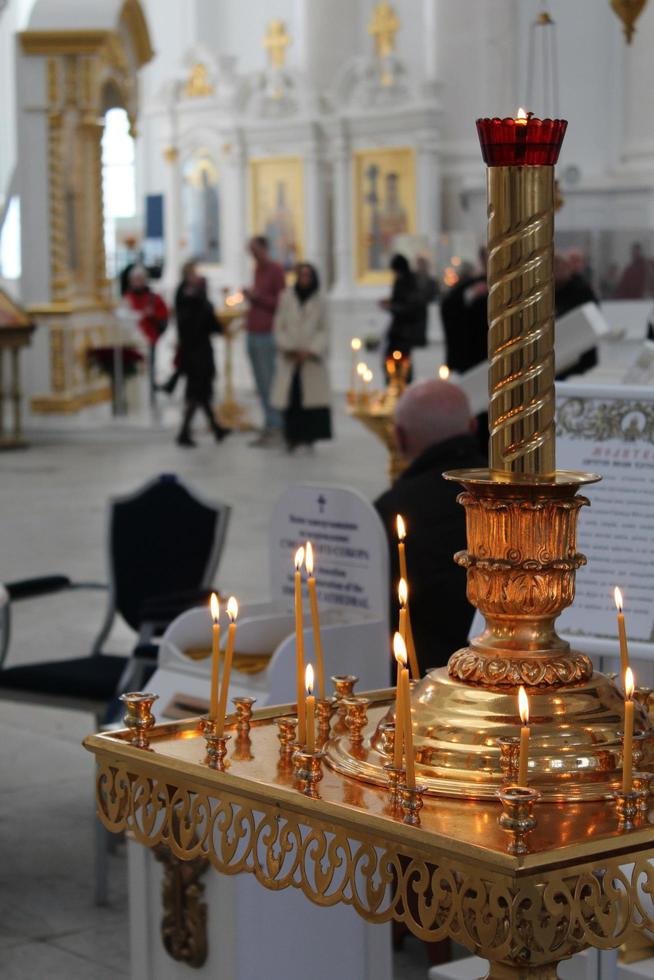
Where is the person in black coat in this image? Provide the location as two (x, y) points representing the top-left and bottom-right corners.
(175, 262), (229, 447)
(375, 379), (486, 675)
(554, 252), (599, 380)
(379, 254), (426, 374)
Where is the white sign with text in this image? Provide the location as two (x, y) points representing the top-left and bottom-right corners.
(268, 483), (389, 621)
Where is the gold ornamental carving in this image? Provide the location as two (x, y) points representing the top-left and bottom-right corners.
(184, 62), (214, 99)
(611, 0), (648, 43)
(263, 20), (290, 69)
(84, 707), (654, 978)
(153, 841), (209, 968)
(368, 3), (400, 58)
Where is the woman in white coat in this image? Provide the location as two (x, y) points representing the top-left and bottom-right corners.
(270, 263), (332, 451)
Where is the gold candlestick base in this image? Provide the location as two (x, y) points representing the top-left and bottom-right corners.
(276, 717), (298, 763)
(614, 789), (640, 831)
(232, 696), (256, 736)
(498, 785), (540, 855)
(203, 720), (231, 771)
(119, 691), (158, 748)
(332, 674), (358, 735)
(293, 749), (325, 798)
(401, 784), (425, 826)
(316, 698), (334, 737)
(383, 763), (406, 810)
(632, 772), (651, 813)
(344, 697), (370, 747)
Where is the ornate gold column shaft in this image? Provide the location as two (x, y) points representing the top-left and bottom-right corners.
(487, 165), (556, 477)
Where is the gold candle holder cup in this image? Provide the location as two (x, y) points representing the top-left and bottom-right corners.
(293, 749), (325, 798)
(497, 785), (541, 855)
(232, 696), (256, 736)
(203, 717), (231, 771)
(119, 691), (158, 749)
(614, 789), (640, 830)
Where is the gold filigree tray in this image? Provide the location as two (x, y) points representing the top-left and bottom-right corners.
(85, 692), (654, 977)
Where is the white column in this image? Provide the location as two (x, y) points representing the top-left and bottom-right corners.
(330, 130), (353, 298)
(304, 139), (327, 280)
(162, 96), (182, 290)
(621, 4), (654, 177)
(222, 132), (248, 290)
(421, 0), (439, 93)
(416, 129), (442, 246)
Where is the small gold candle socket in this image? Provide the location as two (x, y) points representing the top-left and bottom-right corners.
(276, 717), (298, 763)
(379, 720), (396, 757)
(383, 762), (406, 811)
(203, 717), (231, 771)
(614, 789), (640, 830)
(497, 735), (520, 786)
(497, 785), (541, 855)
(232, 696), (256, 736)
(119, 692), (158, 748)
(316, 698), (334, 737)
(331, 674), (358, 735)
(343, 696), (370, 747)
(400, 784), (425, 826)
(631, 772), (651, 813)
(293, 748), (325, 798)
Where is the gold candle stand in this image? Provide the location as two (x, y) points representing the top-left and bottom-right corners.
(85, 698), (654, 979)
(215, 306), (253, 431)
(347, 355), (410, 483)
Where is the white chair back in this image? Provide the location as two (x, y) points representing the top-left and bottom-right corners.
(266, 618), (389, 706)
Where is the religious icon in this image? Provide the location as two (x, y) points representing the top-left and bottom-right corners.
(249, 156), (304, 272)
(182, 151), (221, 264)
(354, 147), (416, 284)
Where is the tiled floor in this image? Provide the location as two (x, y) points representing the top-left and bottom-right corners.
(0, 398), (434, 979)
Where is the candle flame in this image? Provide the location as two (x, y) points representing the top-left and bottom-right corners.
(363, 369), (373, 383)
(392, 349), (403, 361)
(398, 577), (408, 607)
(356, 361), (367, 377)
(438, 364), (450, 380)
(614, 586), (623, 613)
(305, 540), (314, 575)
(518, 685), (529, 725)
(396, 514), (406, 540)
(516, 107), (528, 123)
(625, 666), (635, 701)
(305, 662), (314, 694)
(350, 337), (362, 351)
(227, 596), (238, 622)
(294, 546), (305, 571)
(210, 592), (219, 623)
(393, 631), (407, 666)
(225, 291), (244, 307)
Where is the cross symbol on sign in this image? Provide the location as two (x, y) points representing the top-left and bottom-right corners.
(317, 494), (326, 514)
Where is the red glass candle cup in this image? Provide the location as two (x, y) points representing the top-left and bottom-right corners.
(476, 116), (567, 167)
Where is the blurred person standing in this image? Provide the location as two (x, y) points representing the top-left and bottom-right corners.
(379, 253), (426, 375)
(243, 236), (286, 446)
(271, 263), (332, 453)
(175, 262), (230, 447)
(124, 265), (168, 406)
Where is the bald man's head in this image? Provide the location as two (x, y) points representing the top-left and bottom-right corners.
(394, 380), (474, 463)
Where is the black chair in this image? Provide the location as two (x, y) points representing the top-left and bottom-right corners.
(0, 474), (230, 904)
(0, 475), (230, 720)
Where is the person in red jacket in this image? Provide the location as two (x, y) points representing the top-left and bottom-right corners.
(124, 266), (169, 406)
(243, 236), (286, 447)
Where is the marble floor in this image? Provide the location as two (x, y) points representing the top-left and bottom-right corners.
(0, 394), (440, 979)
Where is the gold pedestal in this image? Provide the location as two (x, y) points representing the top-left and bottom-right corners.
(348, 369), (409, 483)
(215, 307), (253, 431)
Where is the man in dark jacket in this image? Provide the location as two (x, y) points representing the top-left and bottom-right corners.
(375, 379), (486, 675)
(554, 252), (599, 379)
